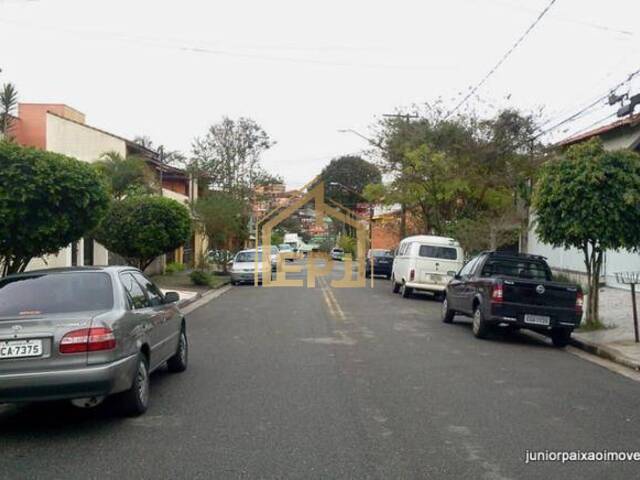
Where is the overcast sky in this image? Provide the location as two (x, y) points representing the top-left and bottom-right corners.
(1, 0), (638, 188)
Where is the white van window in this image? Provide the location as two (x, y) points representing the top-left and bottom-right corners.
(419, 245), (458, 260)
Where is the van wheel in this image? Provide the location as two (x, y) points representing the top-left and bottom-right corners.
(551, 329), (572, 348)
(401, 282), (413, 298)
(118, 354), (149, 416)
(472, 306), (490, 339)
(391, 276), (400, 293)
(441, 297), (455, 323)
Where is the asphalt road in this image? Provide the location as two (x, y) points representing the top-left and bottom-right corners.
(2, 261), (640, 479)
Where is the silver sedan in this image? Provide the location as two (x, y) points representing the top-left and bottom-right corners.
(0, 266), (188, 416)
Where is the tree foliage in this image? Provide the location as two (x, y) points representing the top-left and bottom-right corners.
(370, 107), (543, 253)
(0, 83), (18, 137)
(194, 191), (249, 252)
(94, 196), (191, 270)
(191, 117), (275, 196)
(321, 155), (381, 207)
(94, 151), (157, 199)
(533, 138), (640, 324)
(0, 141), (109, 275)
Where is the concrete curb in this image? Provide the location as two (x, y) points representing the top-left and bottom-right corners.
(569, 336), (640, 371)
(177, 280), (231, 309)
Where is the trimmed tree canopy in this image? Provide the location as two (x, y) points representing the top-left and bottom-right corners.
(94, 196), (191, 270)
(533, 138), (640, 324)
(0, 141), (110, 275)
(534, 138), (640, 252)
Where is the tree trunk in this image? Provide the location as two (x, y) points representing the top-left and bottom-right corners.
(583, 242), (602, 325)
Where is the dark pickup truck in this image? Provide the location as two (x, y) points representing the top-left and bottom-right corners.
(441, 251), (583, 347)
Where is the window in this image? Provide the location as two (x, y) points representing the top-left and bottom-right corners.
(121, 273), (149, 310)
(480, 258), (551, 281)
(235, 251), (263, 262)
(370, 249), (393, 258)
(458, 256), (480, 277)
(132, 272), (164, 307)
(0, 272), (113, 316)
(418, 245), (458, 260)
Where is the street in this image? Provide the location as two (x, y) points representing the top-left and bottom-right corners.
(2, 261), (640, 480)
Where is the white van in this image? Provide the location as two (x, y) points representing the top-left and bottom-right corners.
(391, 235), (464, 299)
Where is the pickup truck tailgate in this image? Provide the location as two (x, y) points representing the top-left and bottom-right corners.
(502, 279), (577, 309)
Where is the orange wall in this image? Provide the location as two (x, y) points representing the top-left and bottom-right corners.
(14, 104), (86, 150)
(162, 177), (189, 196)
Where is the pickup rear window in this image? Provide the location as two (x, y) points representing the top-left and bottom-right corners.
(419, 245), (457, 260)
(480, 258), (551, 281)
(0, 272), (114, 316)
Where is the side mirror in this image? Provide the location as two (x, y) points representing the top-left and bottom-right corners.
(447, 271), (457, 277)
(164, 291), (180, 303)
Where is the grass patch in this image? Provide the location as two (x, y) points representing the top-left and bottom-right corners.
(576, 319), (612, 332)
(152, 270), (229, 291)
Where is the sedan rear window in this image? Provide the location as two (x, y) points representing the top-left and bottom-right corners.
(235, 252), (263, 262)
(0, 272), (113, 316)
(419, 245), (458, 260)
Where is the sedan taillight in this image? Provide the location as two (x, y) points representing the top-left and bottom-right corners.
(60, 327), (116, 354)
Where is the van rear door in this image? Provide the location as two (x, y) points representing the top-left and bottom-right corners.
(415, 244), (461, 286)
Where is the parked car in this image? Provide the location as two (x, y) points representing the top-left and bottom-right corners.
(278, 243), (295, 262)
(441, 251), (583, 347)
(0, 267), (187, 416)
(391, 235), (464, 299)
(365, 249), (394, 279)
(230, 249), (273, 284)
(257, 245), (279, 270)
(330, 247), (345, 261)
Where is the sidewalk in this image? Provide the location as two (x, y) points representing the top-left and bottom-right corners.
(572, 287), (640, 370)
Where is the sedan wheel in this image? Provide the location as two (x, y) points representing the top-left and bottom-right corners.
(118, 355), (150, 416)
(167, 328), (188, 373)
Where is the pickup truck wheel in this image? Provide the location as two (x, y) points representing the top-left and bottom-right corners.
(391, 276), (400, 293)
(441, 297), (455, 323)
(472, 307), (490, 339)
(401, 282), (413, 298)
(118, 354), (150, 416)
(551, 329), (572, 348)
(167, 327), (188, 373)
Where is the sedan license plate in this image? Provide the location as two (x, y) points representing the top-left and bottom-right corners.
(0, 339), (43, 359)
(524, 314), (550, 326)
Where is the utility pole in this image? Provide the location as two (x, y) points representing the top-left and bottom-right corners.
(158, 145), (165, 196)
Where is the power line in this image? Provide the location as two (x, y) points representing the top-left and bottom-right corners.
(444, 0), (558, 120)
(533, 66), (640, 139)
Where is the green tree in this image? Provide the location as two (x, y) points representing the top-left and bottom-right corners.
(0, 83), (18, 138)
(94, 151), (157, 199)
(0, 141), (109, 275)
(94, 196), (191, 270)
(191, 117), (275, 196)
(533, 138), (640, 325)
(194, 191), (249, 253)
(321, 155), (381, 207)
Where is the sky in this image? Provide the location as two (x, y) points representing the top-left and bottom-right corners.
(1, 0), (638, 188)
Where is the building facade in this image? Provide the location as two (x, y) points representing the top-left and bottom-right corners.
(11, 103), (206, 272)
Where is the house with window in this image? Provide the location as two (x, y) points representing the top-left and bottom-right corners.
(11, 102), (206, 272)
(526, 113), (640, 287)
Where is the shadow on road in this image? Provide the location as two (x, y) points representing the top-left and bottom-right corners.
(0, 365), (176, 435)
(447, 319), (554, 349)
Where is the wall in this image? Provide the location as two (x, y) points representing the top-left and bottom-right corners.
(46, 113), (126, 162)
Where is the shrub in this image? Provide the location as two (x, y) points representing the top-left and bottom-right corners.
(0, 141), (110, 275)
(94, 196), (191, 270)
(165, 262), (185, 275)
(190, 270), (211, 286)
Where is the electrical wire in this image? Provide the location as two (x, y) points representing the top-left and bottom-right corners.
(444, 0), (558, 119)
